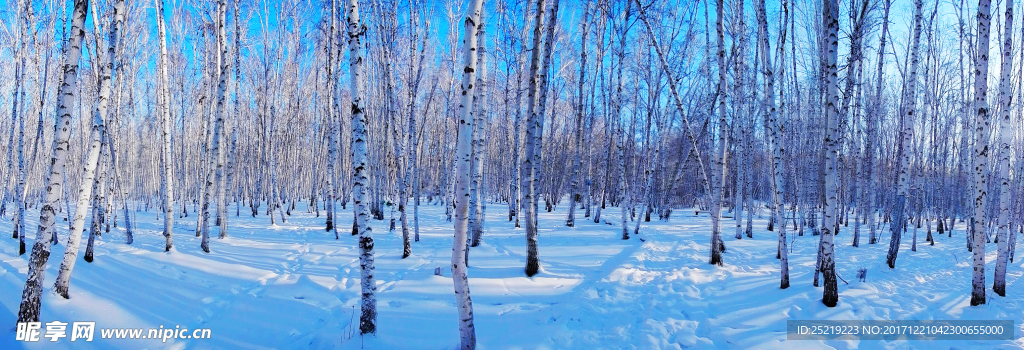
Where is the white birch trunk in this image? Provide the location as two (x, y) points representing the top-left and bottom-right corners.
(993, 0), (1012, 297)
(12, 0), (32, 255)
(635, 0), (713, 219)
(346, 0), (377, 334)
(18, 0), (90, 323)
(710, 0), (729, 265)
(156, 0), (175, 252)
(200, 0), (230, 252)
(325, 0), (339, 236)
(819, 0), (842, 307)
(565, 0), (591, 228)
(1, 1), (27, 222)
(470, 27), (489, 248)
(84, 132), (112, 262)
(52, 0), (124, 299)
(886, 0), (923, 269)
(867, 0), (891, 244)
(400, 3), (427, 256)
(614, 5), (629, 241)
(523, 0), (550, 277)
(970, 0), (992, 306)
(758, 0), (790, 289)
(452, 0), (485, 347)
(221, 0), (241, 239)
(732, 0), (748, 242)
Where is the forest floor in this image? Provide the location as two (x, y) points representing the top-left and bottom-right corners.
(0, 201), (1020, 349)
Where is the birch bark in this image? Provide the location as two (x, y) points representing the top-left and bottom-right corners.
(346, 0), (377, 333)
(18, 0), (90, 323)
(452, 0), (485, 346)
(53, 0), (125, 298)
(993, 0), (1012, 297)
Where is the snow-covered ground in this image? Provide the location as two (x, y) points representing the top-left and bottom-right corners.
(0, 202), (1020, 349)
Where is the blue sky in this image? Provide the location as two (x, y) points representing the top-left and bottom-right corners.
(0, 0), (1008, 91)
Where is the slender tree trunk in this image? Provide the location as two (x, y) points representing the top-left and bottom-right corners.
(325, 0), (339, 237)
(868, 0), (891, 244)
(970, 0), (992, 306)
(84, 132), (112, 262)
(819, 0), (842, 307)
(566, 0), (591, 228)
(452, 0), (485, 347)
(524, 0), (553, 277)
(732, 0), (748, 241)
(709, 0), (729, 266)
(400, 3), (427, 256)
(18, 0), (90, 323)
(156, 0), (175, 252)
(200, 0), (230, 252)
(758, 0), (790, 289)
(470, 13), (489, 248)
(11, 0), (33, 255)
(992, 0), (1012, 297)
(886, 0), (923, 269)
(222, 0), (242, 238)
(346, 0), (377, 333)
(53, 0), (124, 298)
(635, 0), (712, 223)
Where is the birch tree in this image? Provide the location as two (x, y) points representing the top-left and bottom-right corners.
(11, 0), (31, 256)
(867, 0), (891, 245)
(757, 0), (790, 289)
(156, 0), (175, 252)
(452, 0), (485, 346)
(346, 0), (377, 334)
(523, 0), (549, 277)
(199, 0), (230, 253)
(819, 0), (841, 308)
(992, 0), (1012, 297)
(969, 0), (992, 306)
(400, 1), (428, 257)
(709, 0), (729, 265)
(886, 0), (924, 269)
(17, 0), (90, 323)
(565, 0), (591, 228)
(325, 0), (339, 237)
(469, 10), (489, 248)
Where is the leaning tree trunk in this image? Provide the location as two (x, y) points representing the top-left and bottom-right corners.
(451, 0), (485, 347)
(84, 133), (112, 263)
(969, 0), (993, 306)
(52, 0), (124, 299)
(18, 0), (90, 323)
(635, 0), (713, 226)
(346, 0), (377, 334)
